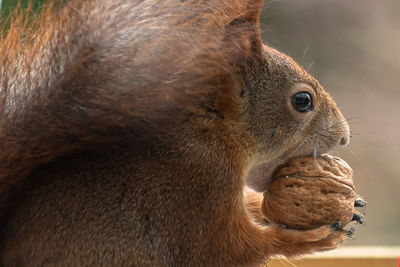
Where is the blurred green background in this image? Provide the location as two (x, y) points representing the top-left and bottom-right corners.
(0, 0), (43, 17)
(1, 0), (399, 246)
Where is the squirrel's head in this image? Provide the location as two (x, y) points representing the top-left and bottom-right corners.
(242, 45), (350, 191)
(215, 1), (350, 192)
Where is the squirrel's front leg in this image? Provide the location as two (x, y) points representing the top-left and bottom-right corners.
(261, 223), (348, 258)
(238, 189), (348, 260)
(244, 188), (266, 225)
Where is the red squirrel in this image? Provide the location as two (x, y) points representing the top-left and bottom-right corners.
(0, 0), (353, 265)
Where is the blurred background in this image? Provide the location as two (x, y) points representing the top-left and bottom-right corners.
(1, 0), (399, 246)
(261, 0), (400, 246)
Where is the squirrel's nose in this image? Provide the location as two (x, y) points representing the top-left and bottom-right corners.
(339, 134), (350, 146)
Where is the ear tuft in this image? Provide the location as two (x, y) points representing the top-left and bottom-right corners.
(224, 0), (264, 60)
(241, 0), (264, 24)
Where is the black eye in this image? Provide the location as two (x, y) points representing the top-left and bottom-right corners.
(291, 92), (313, 112)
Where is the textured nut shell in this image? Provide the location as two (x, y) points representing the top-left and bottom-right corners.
(262, 155), (357, 230)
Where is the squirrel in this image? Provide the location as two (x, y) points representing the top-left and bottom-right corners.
(0, 0), (352, 266)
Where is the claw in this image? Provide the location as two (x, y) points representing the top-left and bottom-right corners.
(352, 213), (365, 224)
(355, 199), (366, 207)
(331, 220), (342, 231)
(345, 227), (356, 238)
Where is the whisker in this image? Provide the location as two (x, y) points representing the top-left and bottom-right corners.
(316, 132), (333, 141)
(322, 120), (349, 132)
(302, 45), (310, 61)
(289, 137), (309, 157)
(307, 60), (316, 72)
(313, 136), (319, 159)
(342, 117), (366, 124)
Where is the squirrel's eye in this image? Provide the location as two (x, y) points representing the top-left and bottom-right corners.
(292, 92), (313, 112)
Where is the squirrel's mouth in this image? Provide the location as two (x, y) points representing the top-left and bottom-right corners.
(245, 151), (323, 192)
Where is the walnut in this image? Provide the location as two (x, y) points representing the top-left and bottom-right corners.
(262, 154), (359, 230)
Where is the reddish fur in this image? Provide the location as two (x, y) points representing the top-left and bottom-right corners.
(0, 0), (350, 265)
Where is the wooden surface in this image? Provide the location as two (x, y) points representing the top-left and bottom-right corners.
(269, 246), (400, 267)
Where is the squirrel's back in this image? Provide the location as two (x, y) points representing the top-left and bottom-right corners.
(0, 0), (248, 205)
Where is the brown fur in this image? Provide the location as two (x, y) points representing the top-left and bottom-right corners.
(0, 0), (351, 266)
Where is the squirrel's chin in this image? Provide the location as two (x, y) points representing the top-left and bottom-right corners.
(245, 159), (283, 192)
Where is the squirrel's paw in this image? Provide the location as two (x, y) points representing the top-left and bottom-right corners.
(267, 223), (350, 257)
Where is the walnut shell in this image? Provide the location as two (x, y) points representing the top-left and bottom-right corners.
(262, 154), (357, 230)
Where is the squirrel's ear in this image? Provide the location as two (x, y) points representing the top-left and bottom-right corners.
(224, 0), (264, 60)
